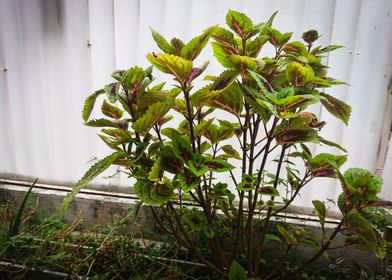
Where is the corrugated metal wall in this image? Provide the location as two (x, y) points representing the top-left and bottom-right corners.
(0, 0), (391, 208)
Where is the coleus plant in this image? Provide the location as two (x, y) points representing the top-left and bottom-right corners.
(61, 10), (391, 279)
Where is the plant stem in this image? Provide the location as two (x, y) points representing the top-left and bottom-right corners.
(286, 219), (344, 280)
(167, 203), (224, 275)
(252, 145), (286, 277)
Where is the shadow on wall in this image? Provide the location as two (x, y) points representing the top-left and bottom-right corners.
(40, 0), (64, 37)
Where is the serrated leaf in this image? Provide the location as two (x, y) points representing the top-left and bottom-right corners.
(98, 134), (121, 150)
(228, 260), (247, 280)
(275, 128), (318, 144)
(302, 30), (319, 44)
(207, 82), (243, 116)
(344, 168), (382, 197)
(246, 34), (269, 57)
(312, 200), (326, 227)
(101, 100), (124, 119)
(160, 145), (184, 174)
(123, 66), (147, 91)
(259, 186), (280, 197)
(320, 93), (351, 125)
(82, 90), (104, 122)
(286, 61), (315, 86)
(191, 85), (216, 108)
(188, 161), (209, 176)
(203, 159), (234, 173)
(133, 179), (173, 206)
(276, 225), (298, 245)
(344, 209), (377, 252)
(177, 172), (201, 192)
(60, 151), (127, 211)
(265, 233), (282, 245)
(146, 53), (193, 81)
(148, 157), (162, 182)
(222, 145), (241, 160)
(85, 118), (122, 128)
(318, 137), (347, 152)
(211, 69), (239, 91)
(187, 61), (209, 83)
(181, 28), (213, 61)
(211, 42), (236, 68)
(150, 27), (176, 54)
(194, 119), (214, 138)
(203, 225), (215, 239)
(170, 37), (185, 55)
(183, 212), (204, 232)
(229, 55), (257, 71)
(318, 45), (343, 54)
(283, 41), (309, 56)
(226, 10), (253, 38)
(132, 100), (173, 134)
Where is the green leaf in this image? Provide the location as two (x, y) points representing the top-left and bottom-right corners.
(123, 66), (148, 91)
(60, 151), (127, 211)
(191, 85), (220, 108)
(183, 212), (204, 232)
(302, 30), (319, 44)
(207, 81), (243, 116)
(286, 61), (315, 86)
(101, 100), (124, 119)
(181, 28), (213, 61)
(210, 70), (239, 91)
(85, 118), (123, 128)
(320, 93), (351, 125)
(283, 41), (309, 56)
(308, 153), (347, 169)
(344, 209), (377, 252)
(132, 100), (174, 134)
(222, 145), (241, 160)
(344, 168), (382, 198)
(226, 10), (253, 38)
(171, 134), (193, 162)
(246, 34), (269, 57)
(211, 42), (236, 69)
(312, 200), (326, 227)
(159, 145), (184, 174)
(98, 134), (121, 150)
(8, 178), (38, 238)
(170, 38), (185, 55)
(228, 260), (247, 280)
(188, 161), (209, 176)
(229, 55), (257, 71)
(203, 225), (215, 239)
(194, 119), (214, 138)
(259, 186), (280, 197)
(318, 45), (343, 54)
(146, 53), (193, 81)
(177, 172), (201, 192)
(104, 82), (120, 103)
(133, 179), (173, 206)
(82, 90), (104, 122)
(265, 11), (278, 28)
(211, 26), (238, 47)
(150, 27), (176, 54)
(318, 137), (347, 153)
(275, 128), (318, 144)
(148, 157), (162, 182)
(276, 225), (298, 245)
(265, 233), (282, 245)
(203, 159), (234, 173)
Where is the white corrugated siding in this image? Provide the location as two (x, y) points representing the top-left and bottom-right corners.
(0, 0), (391, 208)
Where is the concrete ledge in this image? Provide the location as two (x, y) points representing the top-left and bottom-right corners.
(0, 180), (384, 269)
